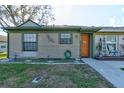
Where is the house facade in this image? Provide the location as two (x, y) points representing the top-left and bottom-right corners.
(3, 20), (124, 59)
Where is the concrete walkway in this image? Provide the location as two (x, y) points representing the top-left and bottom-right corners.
(82, 58), (124, 88)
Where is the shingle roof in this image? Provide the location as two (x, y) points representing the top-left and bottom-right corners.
(2, 20), (124, 33)
(98, 27), (124, 32)
(2, 20), (99, 32)
(17, 19), (41, 27)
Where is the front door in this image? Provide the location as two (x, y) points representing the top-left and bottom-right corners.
(81, 34), (90, 57)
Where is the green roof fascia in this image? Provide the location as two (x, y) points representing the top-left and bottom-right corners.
(80, 27), (101, 33)
(3, 26), (81, 32)
(3, 26), (101, 33)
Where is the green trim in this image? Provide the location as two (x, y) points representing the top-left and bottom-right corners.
(3, 25), (100, 33)
(7, 32), (9, 58)
(95, 32), (124, 35)
(88, 34), (91, 57)
(3, 26), (81, 32)
(90, 34), (93, 58)
(87, 34), (90, 57)
(7, 30), (81, 33)
(80, 34), (83, 57)
(36, 33), (38, 51)
(5, 30), (99, 34)
(89, 34), (91, 57)
(92, 34), (95, 58)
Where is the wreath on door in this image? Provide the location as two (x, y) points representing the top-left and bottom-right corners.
(64, 50), (72, 59)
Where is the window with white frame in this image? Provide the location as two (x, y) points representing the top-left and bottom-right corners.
(106, 35), (116, 44)
(23, 33), (37, 51)
(60, 33), (72, 44)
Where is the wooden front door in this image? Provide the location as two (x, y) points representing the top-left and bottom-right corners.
(81, 34), (90, 57)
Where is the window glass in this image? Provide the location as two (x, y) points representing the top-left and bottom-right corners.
(60, 33), (72, 44)
(24, 34), (36, 42)
(106, 35), (116, 44)
(23, 33), (37, 51)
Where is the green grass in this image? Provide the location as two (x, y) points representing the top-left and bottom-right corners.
(0, 64), (114, 88)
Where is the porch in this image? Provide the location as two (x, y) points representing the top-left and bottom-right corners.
(94, 33), (124, 60)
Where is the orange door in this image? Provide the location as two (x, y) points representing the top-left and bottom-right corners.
(81, 34), (90, 57)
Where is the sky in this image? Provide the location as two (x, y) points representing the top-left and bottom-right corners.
(1, 5), (124, 36)
(51, 5), (124, 26)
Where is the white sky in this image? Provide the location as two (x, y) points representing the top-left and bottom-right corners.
(0, 30), (7, 36)
(52, 5), (124, 26)
(51, 5), (73, 25)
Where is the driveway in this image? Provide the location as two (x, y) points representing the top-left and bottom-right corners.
(103, 61), (124, 69)
(82, 58), (124, 88)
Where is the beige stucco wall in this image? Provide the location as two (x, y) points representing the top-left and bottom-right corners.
(9, 33), (22, 58)
(37, 33), (80, 58)
(9, 32), (80, 58)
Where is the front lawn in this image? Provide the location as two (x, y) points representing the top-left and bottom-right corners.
(0, 64), (113, 88)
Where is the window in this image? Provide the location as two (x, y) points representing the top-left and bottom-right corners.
(100, 35), (117, 56)
(106, 35), (116, 44)
(60, 33), (72, 44)
(23, 33), (37, 51)
(106, 35), (116, 49)
(106, 35), (117, 52)
(1, 45), (6, 48)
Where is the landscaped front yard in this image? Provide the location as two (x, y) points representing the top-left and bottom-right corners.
(0, 64), (113, 88)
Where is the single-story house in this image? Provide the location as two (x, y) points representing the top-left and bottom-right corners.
(2, 20), (124, 59)
(0, 35), (7, 52)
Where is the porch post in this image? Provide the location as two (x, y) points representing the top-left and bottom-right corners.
(92, 34), (95, 58)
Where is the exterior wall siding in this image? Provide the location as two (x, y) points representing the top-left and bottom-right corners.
(9, 32), (80, 58)
(9, 33), (22, 58)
